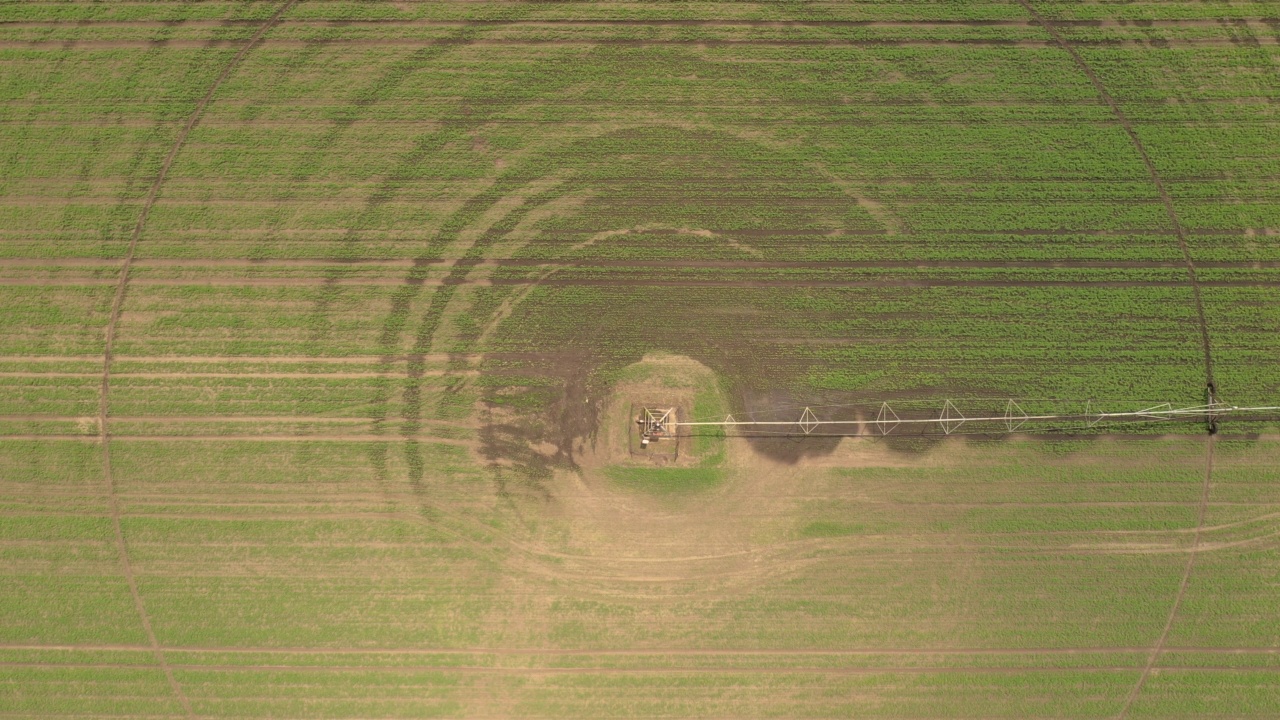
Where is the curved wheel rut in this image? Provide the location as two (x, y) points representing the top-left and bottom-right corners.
(1011, 8), (1223, 714)
(1017, 0), (1215, 391)
(95, 2), (301, 717)
(1114, 436), (1215, 720)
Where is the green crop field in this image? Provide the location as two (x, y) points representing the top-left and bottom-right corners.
(2, 0), (1279, 717)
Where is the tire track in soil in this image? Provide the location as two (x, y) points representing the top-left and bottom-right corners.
(352, 176), (798, 603)
(0, 354), (483, 363)
(392, 181), (571, 513)
(10, 497), (1276, 510)
(1115, 436), (1216, 720)
(5, 14), (1274, 691)
(16, 431), (1271, 445)
(1015, 9), (1222, 710)
(0, 414), (475, 425)
(11, 276), (1278, 289)
(239, 28), (504, 548)
(53, 27), (208, 261)
(94, 3), (300, 717)
(296, 34), (481, 356)
(79, 434), (481, 446)
(297, 9), (575, 552)
(1018, 0), (1215, 391)
(8, 258), (1280, 269)
(0, 641), (1272, 657)
(7, 97), (1265, 109)
(0, 661), (1237, 675)
(0, 19), (1261, 29)
(0, 370), (474, 378)
(12, 38), (1277, 50)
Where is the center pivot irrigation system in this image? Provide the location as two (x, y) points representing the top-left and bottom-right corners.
(637, 396), (1280, 446)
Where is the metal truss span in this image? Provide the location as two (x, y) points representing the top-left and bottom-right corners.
(647, 399), (1280, 440)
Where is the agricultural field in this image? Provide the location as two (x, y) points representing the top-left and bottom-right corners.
(1, 0), (1279, 717)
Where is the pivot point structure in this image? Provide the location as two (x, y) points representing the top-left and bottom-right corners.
(636, 407), (676, 448)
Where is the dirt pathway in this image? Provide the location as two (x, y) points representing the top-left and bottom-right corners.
(1017, 0), (1215, 391)
(1115, 436), (1216, 720)
(1, 641), (1271, 656)
(93, 3), (301, 717)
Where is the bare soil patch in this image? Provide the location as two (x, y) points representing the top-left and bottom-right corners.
(489, 354), (968, 593)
